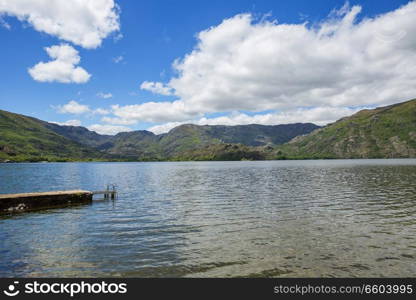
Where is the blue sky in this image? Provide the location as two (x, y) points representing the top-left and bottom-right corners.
(0, 0), (415, 134)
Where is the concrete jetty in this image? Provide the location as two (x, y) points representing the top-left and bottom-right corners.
(0, 190), (93, 213)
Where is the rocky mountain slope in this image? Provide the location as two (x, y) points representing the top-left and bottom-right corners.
(0, 109), (318, 161)
(45, 122), (319, 160)
(0, 110), (108, 162)
(2, 98), (414, 162)
(277, 99), (416, 159)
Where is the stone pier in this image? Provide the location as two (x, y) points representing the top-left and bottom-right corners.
(0, 190), (93, 213)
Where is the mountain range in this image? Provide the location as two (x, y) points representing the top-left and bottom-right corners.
(1, 98), (415, 162)
(277, 98), (416, 159)
(0, 109), (318, 162)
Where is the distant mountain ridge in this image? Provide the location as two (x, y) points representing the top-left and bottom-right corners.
(2, 98), (415, 162)
(51, 122), (319, 160)
(44, 122), (112, 149)
(0, 109), (319, 161)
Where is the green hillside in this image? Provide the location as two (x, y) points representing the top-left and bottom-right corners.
(44, 122), (112, 149)
(157, 123), (319, 158)
(3, 98), (414, 162)
(277, 99), (416, 159)
(0, 110), (108, 162)
(46, 122), (318, 160)
(172, 143), (274, 161)
(198, 123), (320, 146)
(0, 108), (317, 162)
(101, 131), (163, 160)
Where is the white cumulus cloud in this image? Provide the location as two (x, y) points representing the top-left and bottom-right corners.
(140, 81), (174, 96)
(28, 44), (91, 83)
(108, 2), (416, 131)
(50, 119), (82, 126)
(0, 0), (120, 49)
(147, 106), (362, 134)
(55, 100), (90, 114)
(88, 124), (132, 135)
(93, 108), (110, 115)
(106, 101), (196, 124)
(167, 3), (416, 112)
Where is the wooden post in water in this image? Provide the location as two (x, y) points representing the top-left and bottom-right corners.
(111, 184), (116, 200)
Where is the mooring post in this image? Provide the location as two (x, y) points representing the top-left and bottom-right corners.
(111, 184), (116, 200)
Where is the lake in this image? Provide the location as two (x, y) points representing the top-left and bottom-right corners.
(0, 160), (415, 277)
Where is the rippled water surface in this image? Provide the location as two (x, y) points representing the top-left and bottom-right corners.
(1, 160), (416, 277)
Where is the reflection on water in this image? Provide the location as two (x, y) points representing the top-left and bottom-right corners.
(0, 160), (415, 277)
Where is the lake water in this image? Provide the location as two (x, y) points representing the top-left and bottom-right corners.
(0, 160), (415, 277)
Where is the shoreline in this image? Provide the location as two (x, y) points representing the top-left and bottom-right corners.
(1, 157), (416, 164)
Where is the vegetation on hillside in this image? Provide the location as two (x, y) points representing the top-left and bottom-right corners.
(171, 143), (274, 161)
(1, 98), (415, 162)
(277, 99), (416, 159)
(0, 110), (109, 162)
(38, 120), (318, 161)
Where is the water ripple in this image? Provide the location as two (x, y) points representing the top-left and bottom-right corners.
(0, 160), (416, 277)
